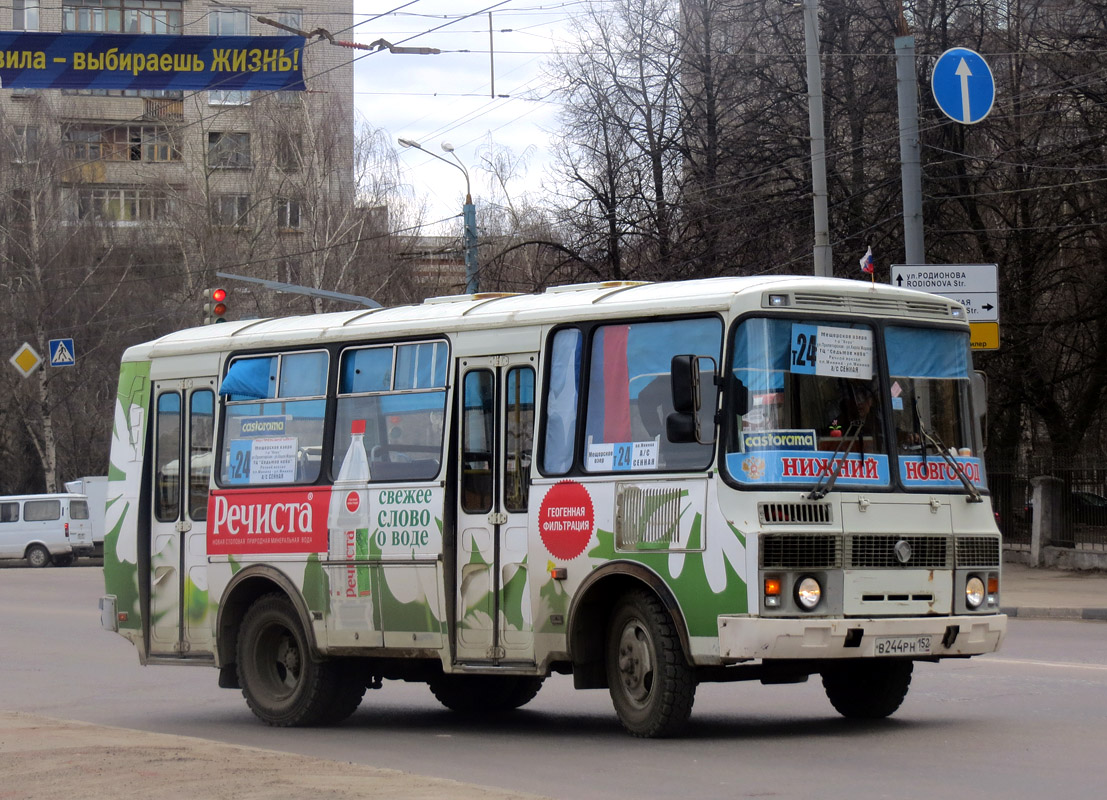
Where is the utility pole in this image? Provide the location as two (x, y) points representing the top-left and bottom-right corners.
(803, 0), (832, 277)
(895, 8), (925, 265)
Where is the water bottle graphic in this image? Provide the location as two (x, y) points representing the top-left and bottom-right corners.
(328, 420), (371, 602)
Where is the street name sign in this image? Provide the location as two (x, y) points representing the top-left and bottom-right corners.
(891, 264), (1000, 351)
(931, 47), (995, 125)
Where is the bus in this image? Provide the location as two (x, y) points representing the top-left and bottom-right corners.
(100, 275), (1006, 737)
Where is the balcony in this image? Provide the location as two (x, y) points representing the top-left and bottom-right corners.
(143, 97), (184, 122)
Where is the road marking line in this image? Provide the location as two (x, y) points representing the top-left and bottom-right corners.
(986, 657), (1107, 672)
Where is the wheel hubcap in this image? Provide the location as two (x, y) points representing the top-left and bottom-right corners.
(617, 619), (655, 707)
(273, 634), (301, 689)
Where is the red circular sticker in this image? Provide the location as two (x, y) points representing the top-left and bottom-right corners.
(539, 480), (595, 561)
(345, 491), (360, 514)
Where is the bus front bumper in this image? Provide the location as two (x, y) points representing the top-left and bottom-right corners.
(717, 613), (1007, 661)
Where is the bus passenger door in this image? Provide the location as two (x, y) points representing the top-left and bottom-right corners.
(149, 379), (216, 658)
(455, 355), (537, 664)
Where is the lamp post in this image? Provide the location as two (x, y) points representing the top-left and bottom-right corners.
(398, 138), (479, 294)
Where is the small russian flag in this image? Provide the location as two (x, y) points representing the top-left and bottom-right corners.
(859, 246), (875, 274)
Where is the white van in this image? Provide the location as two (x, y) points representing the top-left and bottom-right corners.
(0, 494), (94, 567)
(65, 476), (107, 557)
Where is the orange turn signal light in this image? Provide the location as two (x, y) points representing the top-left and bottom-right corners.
(987, 576), (999, 594)
(764, 578), (782, 596)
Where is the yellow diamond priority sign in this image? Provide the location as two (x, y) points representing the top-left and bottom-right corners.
(9, 342), (42, 378)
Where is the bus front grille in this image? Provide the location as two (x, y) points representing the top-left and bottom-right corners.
(847, 535), (951, 568)
(758, 502), (833, 525)
(760, 534), (841, 569)
(956, 536), (1001, 567)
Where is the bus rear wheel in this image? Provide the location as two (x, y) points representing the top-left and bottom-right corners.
(605, 590), (695, 738)
(428, 675), (544, 714)
(822, 660), (913, 719)
(237, 593), (360, 726)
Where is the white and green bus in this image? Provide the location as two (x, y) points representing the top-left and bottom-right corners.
(101, 275), (1006, 737)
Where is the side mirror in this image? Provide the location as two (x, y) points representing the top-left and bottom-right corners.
(670, 354), (700, 415)
(667, 354), (717, 444)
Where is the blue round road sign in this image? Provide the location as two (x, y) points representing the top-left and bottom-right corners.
(931, 47), (995, 125)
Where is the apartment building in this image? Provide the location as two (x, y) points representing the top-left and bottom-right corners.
(1, 1), (354, 295)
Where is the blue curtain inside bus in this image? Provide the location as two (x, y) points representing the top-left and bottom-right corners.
(885, 327), (969, 378)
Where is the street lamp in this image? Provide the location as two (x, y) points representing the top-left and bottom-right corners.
(398, 138), (479, 294)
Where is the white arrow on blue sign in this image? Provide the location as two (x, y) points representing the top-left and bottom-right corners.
(48, 338), (75, 367)
(931, 47), (995, 125)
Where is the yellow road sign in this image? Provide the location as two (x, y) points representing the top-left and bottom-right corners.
(9, 342), (42, 377)
(970, 322), (999, 350)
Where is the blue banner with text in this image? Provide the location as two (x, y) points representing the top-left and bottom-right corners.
(0, 32), (306, 91)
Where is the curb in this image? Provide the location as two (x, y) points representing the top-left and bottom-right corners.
(1001, 606), (1107, 621)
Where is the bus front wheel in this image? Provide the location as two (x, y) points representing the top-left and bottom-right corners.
(822, 660), (913, 719)
(605, 590), (695, 738)
(237, 593), (362, 726)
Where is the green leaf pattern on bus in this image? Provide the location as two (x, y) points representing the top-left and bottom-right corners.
(500, 556), (528, 632)
(587, 512), (747, 637)
(302, 553), (329, 616)
(184, 575), (210, 624)
(103, 359), (151, 632)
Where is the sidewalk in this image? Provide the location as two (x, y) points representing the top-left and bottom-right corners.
(1001, 560), (1107, 621)
(0, 712), (550, 800)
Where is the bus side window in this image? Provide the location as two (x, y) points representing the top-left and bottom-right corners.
(462, 370), (494, 512)
(155, 392), (181, 521)
(504, 367), (535, 512)
(542, 327), (581, 474)
(189, 390), (214, 520)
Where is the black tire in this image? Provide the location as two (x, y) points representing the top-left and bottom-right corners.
(236, 593), (355, 726)
(822, 660), (913, 719)
(505, 676), (545, 710)
(428, 674), (543, 714)
(317, 661), (368, 725)
(53, 554), (74, 567)
(605, 589), (695, 738)
(25, 545), (51, 568)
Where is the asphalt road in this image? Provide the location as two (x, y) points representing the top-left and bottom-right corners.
(3, 566), (1107, 799)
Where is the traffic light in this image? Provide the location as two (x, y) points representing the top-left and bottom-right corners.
(202, 287), (228, 324)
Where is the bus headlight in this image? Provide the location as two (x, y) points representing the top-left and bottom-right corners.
(795, 576), (822, 610)
(965, 576), (985, 609)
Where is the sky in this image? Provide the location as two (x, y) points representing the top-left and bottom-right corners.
(345, 1), (582, 232)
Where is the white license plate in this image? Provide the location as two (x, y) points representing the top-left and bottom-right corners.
(874, 635), (932, 656)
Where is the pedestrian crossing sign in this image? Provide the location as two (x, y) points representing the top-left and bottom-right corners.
(48, 338), (75, 367)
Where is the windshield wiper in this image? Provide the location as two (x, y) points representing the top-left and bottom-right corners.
(807, 418), (863, 500)
(912, 397), (982, 503)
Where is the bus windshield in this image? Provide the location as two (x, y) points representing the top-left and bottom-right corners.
(723, 317), (981, 492)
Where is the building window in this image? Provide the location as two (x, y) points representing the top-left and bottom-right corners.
(207, 132), (251, 168)
(208, 90), (253, 106)
(209, 5), (249, 35)
(63, 88), (184, 99)
(275, 198), (301, 230)
(12, 125), (40, 163)
(13, 0), (40, 30)
(207, 5), (251, 104)
(63, 0), (182, 33)
(64, 125), (180, 162)
(275, 132), (302, 171)
(77, 186), (172, 224)
(277, 8), (302, 29)
(213, 194), (250, 227)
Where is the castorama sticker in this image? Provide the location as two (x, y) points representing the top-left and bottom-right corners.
(208, 487), (330, 555)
